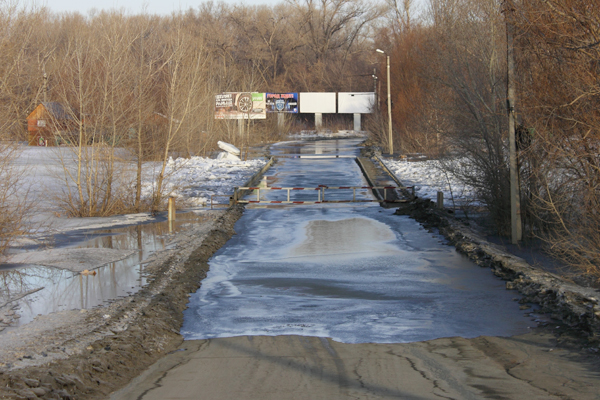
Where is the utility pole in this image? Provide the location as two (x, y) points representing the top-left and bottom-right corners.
(505, 0), (522, 244)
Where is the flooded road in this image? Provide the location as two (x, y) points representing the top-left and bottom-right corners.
(113, 139), (600, 400)
(182, 139), (529, 343)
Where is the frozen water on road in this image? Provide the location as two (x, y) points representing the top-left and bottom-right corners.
(182, 139), (529, 343)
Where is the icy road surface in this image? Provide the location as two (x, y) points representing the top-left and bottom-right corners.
(182, 139), (529, 343)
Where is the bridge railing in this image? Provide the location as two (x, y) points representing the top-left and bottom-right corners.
(231, 185), (415, 205)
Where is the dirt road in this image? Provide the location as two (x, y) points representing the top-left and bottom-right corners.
(112, 331), (599, 400)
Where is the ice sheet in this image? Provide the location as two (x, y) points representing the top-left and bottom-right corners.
(182, 139), (529, 344)
(182, 207), (529, 343)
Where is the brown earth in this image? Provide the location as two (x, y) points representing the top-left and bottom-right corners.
(0, 206), (244, 399)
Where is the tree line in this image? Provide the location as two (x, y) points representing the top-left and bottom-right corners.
(380, 0), (600, 277)
(0, 0), (383, 226)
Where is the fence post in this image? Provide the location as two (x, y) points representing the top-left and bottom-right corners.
(437, 191), (444, 209)
(168, 197), (176, 233)
(168, 197), (176, 221)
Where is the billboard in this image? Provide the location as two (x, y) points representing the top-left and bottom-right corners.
(338, 92), (376, 114)
(299, 92), (336, 113)
(215, 92), (266, 119)
(266, 93), (298, 113)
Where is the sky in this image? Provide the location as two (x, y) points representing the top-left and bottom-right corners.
(43, 0), (266, 15)
(42, 0), (427, 17)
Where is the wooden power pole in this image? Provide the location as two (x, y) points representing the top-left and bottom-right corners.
(505, 1), (522, 244)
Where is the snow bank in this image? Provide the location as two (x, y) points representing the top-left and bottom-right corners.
(11, 145), (266, 214)
(142, 156), (267, 206)
(382, 157), (478, 207)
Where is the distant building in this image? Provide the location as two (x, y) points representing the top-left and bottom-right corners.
(26, 102), (77, 146)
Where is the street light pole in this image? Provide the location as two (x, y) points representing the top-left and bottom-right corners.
(377, 49), (393, 155)
(372, 68), (378, 111)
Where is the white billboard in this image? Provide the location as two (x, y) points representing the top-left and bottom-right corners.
(338, 92), (376, 114)
(299, 92), (336, 113)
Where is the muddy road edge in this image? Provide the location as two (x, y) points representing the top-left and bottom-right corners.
(0, 205), (245, 400)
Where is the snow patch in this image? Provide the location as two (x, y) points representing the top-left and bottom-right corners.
(382, 157), (478, 207)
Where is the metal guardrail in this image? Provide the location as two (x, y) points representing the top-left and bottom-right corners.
(275, 155), (356, 159)
(372, 154), (416, 200)
(209, 157), (275, 209)
(231, 157), (275, 205)
(210, 194), (233, 209)
(210, 154), (415, 207)
(233, 185), (414, 205)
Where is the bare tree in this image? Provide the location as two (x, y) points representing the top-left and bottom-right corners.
(151, 18), (210, 212)
(287, 0), (385, 90)
(0, 0), (46, 255)
(513, 0), (600, 277)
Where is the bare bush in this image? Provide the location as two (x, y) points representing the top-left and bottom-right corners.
(0, 143), (30, 257)
(0, 1), (39, 255)
(512, 0), (600, 277)
(403, 0), (512, 234)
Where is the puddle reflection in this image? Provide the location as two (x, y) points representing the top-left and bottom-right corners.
(291, 218), (400, 260)
(0, 212), (209, 327)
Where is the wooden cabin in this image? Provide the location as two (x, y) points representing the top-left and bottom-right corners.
(26, 102), (77, 146)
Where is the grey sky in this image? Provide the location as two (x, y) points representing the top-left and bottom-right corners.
(42, 0), (427, 17)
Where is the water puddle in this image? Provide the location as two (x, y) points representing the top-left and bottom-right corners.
(290, 217), (401, 261)
(0, 212), (210, 328)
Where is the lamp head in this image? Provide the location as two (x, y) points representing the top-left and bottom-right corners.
(376, 49), (385, 54)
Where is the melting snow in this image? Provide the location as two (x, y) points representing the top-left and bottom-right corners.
(142, 156), (267, 206)
(382, 158), (478, 207)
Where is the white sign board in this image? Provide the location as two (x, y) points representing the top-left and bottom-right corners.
(299, 92), (336, 113)
(338, 92), (376, 114)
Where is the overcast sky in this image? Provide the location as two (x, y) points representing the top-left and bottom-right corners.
(42, 0), (427, 17)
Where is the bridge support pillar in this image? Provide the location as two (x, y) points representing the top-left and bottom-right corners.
(315, 113), (323, 131)
(277, 113), (285, 132)
(353, 113), (361, 132)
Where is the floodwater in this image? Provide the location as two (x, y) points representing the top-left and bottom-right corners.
(182, 139), (530, 343)
(0, 212), (208, 326)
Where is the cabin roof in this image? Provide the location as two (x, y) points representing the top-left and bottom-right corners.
(27, 102), (74, 121)
(42, 102), (73, 120)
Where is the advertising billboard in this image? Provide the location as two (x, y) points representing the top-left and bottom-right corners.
(215, 92), (266, 119)
(338, 92), (376, 114)
(299, 92), (336, 113)
(266, 93), (298, 113)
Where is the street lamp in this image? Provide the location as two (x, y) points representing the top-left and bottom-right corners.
(376, 48), (393, 155)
